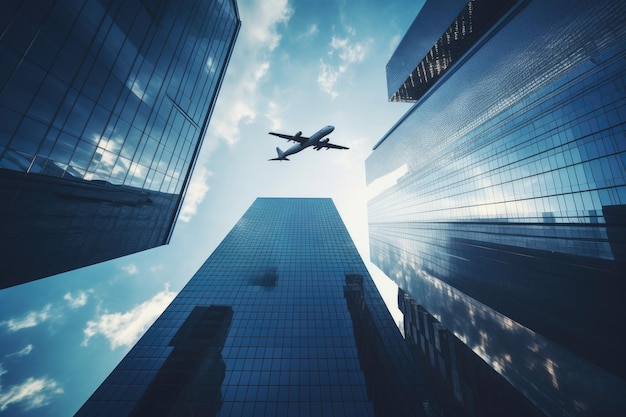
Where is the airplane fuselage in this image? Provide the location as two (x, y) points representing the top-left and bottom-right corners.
(269, 125), (347, 161)
(282, 125), (335, 158)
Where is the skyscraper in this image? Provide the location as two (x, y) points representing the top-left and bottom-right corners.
(366, 0), (626, 416)
(397, 289), (545, 417)
(75, 198), (433, 417)
(0, 0), (240, 288)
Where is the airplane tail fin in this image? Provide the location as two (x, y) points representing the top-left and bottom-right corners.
(269, 147), (289, 161)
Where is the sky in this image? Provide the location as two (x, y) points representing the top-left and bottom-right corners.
(0, 0), (424, 415)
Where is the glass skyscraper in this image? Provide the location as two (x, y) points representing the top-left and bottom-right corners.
(367, 0), (626, 416)
(0, 0), (240, 288)
(75, 198), (436, 417)
(397, 289), (545, 417)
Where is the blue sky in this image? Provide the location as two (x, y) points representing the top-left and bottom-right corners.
(0, 0), (424, 415)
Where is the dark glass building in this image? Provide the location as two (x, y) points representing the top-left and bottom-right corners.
(75, 198), (434, 417)
(398, 289), (545, 417)
(367, 0), (626, 416)
(0, 0), (240, 287)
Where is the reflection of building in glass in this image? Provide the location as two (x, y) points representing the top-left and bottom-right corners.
(387, 0), (519, 103)
(0, 0), (240, 287)
(367, 0), (626, 416)
(76, 198), (433, 416)
(343, 274), (431, 417)
(398, 289), (545, 417)
(130, 305), (233, 417)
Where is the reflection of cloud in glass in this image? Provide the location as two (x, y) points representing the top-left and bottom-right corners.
(109, 157), (128, 181)
(544, 358), (559, 389)
(75, 135), (128, 183)
(128, 162), (148, 188)
(366, 163), (408, 201)
(377, 246), (626, 417)
(205, 56), (215, 73)
(156, 159), (170, 175)
(369, 166), (614, 259)
(127, 79), (149, 103)
(144, 78), (162, 108)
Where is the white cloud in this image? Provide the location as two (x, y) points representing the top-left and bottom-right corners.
(178, 166), (212, 223)
(389, 34), (402, 54)
(5, 345), (33, 359)
(265, 101), (283, 131)
(330, 36), (368, 65)
(0, 376), (63, 412)
(296, 24), (318, 40)
(82, 285), (176, 350)
(317, 60), (341, 98)
(242, 0), (292, 52)
(120, 264), (138, 275)
(63, 291), (89, 309)
(175, 0), (293, 223)
(1, 305), (52, 333)
(206, 0), (292, 147)
(318, 33), (372, 97)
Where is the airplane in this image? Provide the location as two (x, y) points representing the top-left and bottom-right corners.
(268, 125), (348, 161)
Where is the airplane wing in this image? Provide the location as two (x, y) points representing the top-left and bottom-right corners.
(314, 140), (349, 150)
(268, 132), (308, 144)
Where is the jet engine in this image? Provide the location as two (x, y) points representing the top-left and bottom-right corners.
(315, 138), (330, 151)
(287, 131), (302, 143)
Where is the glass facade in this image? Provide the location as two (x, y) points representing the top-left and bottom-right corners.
(367, 0), (626, 416)
(385, 0), (468, 101)
(0, 0), (240, 287)
(388, 0), (520, 103)
(75, 198), (435, 417)
(398, 289), (546, 417)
